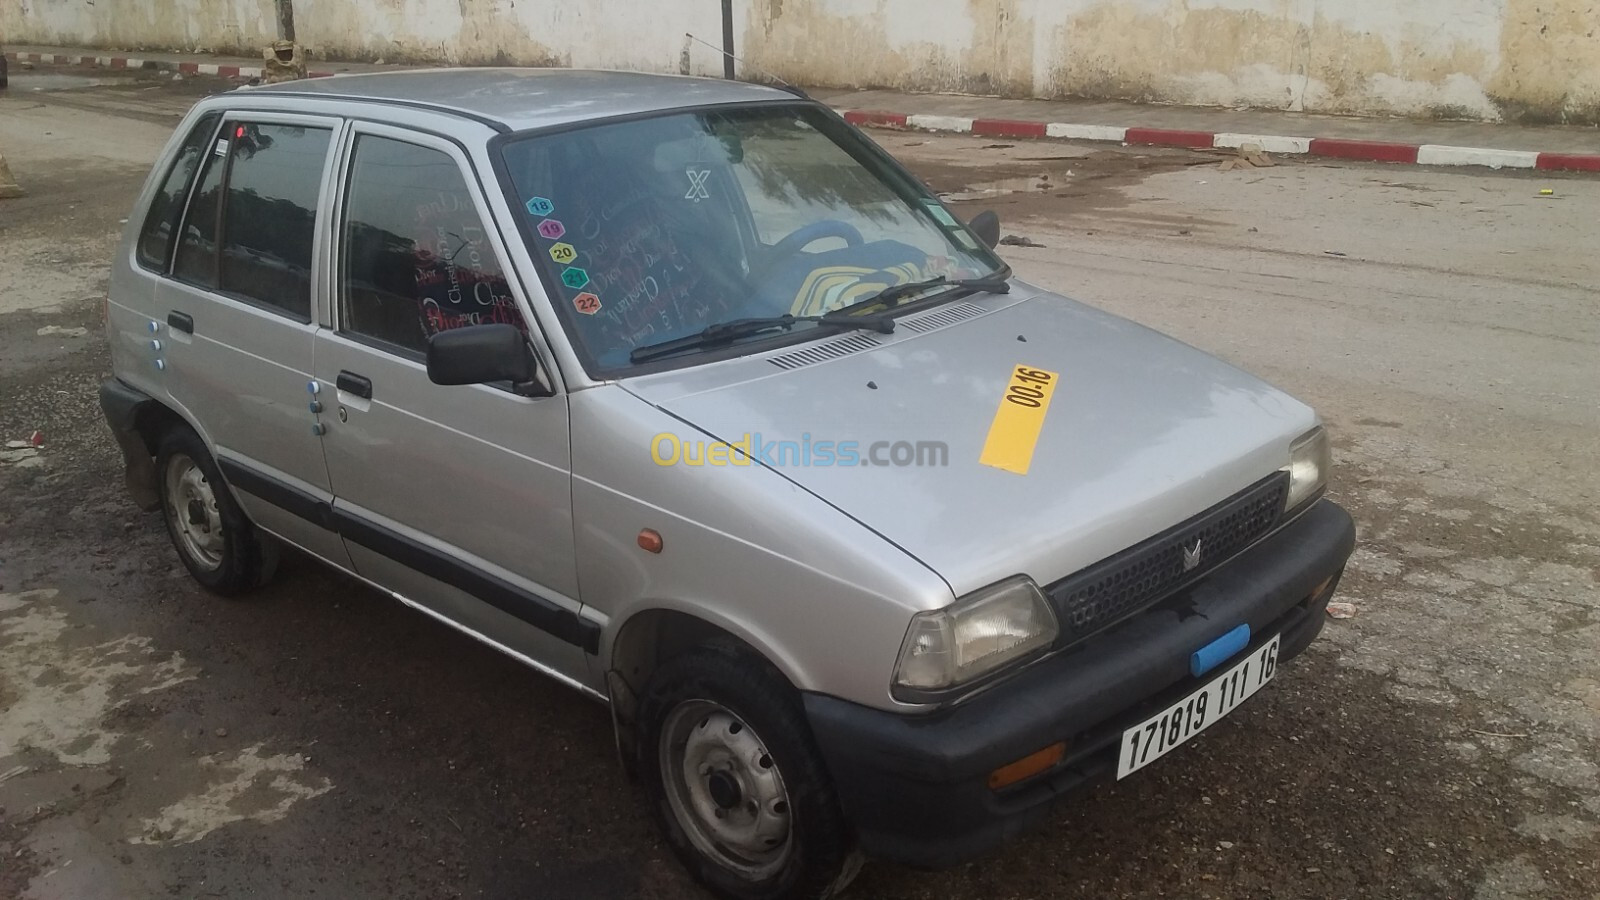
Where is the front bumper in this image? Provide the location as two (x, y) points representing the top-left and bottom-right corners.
(803, 498), (1356, 868)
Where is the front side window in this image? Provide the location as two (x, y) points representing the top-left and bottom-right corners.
(499, 105), (1001, 372)
(138, 112), (219, 271)
(173, 121), (332, 320)
(340, 135), (527, 356)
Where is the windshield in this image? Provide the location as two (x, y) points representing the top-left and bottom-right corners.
(498, 104), (1003, 372)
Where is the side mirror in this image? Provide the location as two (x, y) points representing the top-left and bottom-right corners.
(427, 324), (539, 391)
(968, 210), (1001, 250)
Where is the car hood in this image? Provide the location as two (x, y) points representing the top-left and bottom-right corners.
(622, 288), (1316, 598)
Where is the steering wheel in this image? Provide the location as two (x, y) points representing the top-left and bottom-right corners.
(762, 220), (865, 270)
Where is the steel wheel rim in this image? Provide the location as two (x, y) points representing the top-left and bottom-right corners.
(660, 699), (795, 879)
(164, 453), (224, 571)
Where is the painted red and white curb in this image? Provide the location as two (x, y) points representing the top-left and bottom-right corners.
(843, 110), (1600, 174)
(9, 49), (1595, 174)
(4, 51), (335, 80)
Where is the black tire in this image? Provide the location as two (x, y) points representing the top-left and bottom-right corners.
(155, 425), (278, 595)
(637, 640), (863, 900)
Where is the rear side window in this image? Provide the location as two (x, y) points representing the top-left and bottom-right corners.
(173, 121), (333, 320)
(173, 141), (226, 289)
(138, 112), (219, 271)
(340, 135), (527, 355)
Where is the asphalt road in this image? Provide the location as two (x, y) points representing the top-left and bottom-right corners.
(2, 68), (1597, 900)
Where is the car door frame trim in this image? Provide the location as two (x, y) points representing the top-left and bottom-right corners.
(217, 457), (599, 653)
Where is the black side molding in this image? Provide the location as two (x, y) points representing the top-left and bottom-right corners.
(217, 457), (599, 654)
(336, 513), (601, 653)
(218, 458), (336, 532)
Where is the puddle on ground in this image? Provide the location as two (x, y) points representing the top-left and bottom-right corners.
(940, 171), (1075, 203)
(6, 73), (117, 92)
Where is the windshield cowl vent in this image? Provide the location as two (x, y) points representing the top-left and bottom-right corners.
(768, 333), (883, 371)
(899, 302), (988, 334)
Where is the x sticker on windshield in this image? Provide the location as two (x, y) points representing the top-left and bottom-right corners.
(685, 168), (712, 203)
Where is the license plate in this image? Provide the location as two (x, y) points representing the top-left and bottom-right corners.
(1117, 635), (1281, 780)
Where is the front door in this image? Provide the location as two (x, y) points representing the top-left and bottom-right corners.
(312, 123), (592, 690)
(154, 112), (350, 568)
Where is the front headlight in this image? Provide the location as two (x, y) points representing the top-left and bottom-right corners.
(1286, 426), (1331, 511)
(893, 576), (1058, 700)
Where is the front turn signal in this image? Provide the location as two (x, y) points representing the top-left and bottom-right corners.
(987, 741), (1066, 790)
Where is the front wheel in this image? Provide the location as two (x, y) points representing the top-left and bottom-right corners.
(638, 642), (863, 900)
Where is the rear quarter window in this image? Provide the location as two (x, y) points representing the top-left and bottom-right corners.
(137, 112), (219, 271)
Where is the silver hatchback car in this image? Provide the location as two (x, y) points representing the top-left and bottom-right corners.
(100, 69), (1355, 899)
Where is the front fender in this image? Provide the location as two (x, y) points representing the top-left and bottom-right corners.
(570, 385), (954, 710)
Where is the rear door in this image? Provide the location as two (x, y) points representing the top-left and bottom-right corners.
(155, 113), (350, 567)
(312, 123), (594, 690)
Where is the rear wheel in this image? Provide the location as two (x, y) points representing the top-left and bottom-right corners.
(638, 641), (863, 900)
(156, 427), (277, 595)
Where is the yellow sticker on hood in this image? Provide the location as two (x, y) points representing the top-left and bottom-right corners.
(980, 365), (1060, 475)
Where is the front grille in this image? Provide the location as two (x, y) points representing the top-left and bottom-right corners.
(1045, 472), (1289, 643)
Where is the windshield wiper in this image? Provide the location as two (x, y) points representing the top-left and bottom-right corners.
(630, 312), (895, 364)
(828, 272), (1012, 319)
(628, 272), (1011, 364)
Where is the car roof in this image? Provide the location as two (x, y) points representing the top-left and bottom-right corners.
(246, 68), (800, 133)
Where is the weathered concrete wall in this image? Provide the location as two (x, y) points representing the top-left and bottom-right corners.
(291, 0), (737, 76)
(5, 0), (1597, 123)
(743, 0), (1600, 124)
(0, 0), (278, 55)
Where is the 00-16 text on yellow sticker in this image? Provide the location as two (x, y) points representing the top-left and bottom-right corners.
(979, 365), (1060, 475)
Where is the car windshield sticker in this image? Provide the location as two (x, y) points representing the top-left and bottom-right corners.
(561, 267), (590, 290)
(685, 168), (712, 202)
(537, 219), (566, 240)
(214, 139), (229, 156)
(923, 201), (959, 227)
(980, 365), (1060, 475)
(526, 196), (555, 217)
(574, 292), (602, 315)
(921, 200), (979, 249)
(549, 242), (578, 265)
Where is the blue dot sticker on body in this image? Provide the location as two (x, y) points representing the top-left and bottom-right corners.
(526, 196), (555, 217)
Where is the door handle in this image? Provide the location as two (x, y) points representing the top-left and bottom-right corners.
(167, 311), (194, 334)
(336, 370), (373, 400)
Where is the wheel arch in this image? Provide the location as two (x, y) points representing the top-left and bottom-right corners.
(604, 605), (807, 771)
(99, 379), (206, 511)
